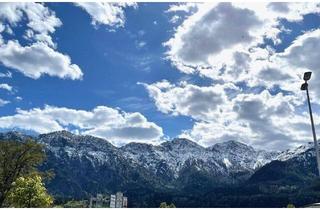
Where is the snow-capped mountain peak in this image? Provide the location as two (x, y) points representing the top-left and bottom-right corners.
(276, 142), (315, 161)
(121, 137), (278, 180)
(0, 130), (280, 182)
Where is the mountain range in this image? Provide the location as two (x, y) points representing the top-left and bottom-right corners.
(1, 130), (320, 207)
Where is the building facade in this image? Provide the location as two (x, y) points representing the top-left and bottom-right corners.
(89, 192), (127, 208)
(89, 194), (110, 208)
(110, 194), (116, 208)
(111, 192), (128, 208)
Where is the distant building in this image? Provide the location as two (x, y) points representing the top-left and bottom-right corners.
(89, 192), (127, 208)
(123, 196), (128, 208)
(89, 194), (110, 208)
(115, 192), (123, 208)
(111, 192), (128, 208)
(110, 194), (116, 208)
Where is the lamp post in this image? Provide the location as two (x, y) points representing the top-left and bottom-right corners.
(301, 71), (320, 176)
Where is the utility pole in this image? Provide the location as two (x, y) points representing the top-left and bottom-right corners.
(301, 72), (320, 176)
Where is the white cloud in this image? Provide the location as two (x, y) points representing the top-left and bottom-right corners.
(0, 71), (12, 78)
(0, 2), (62, 46)
(275, 29), (320, 100)
(24, 29), (55, 48)
(140, 80), (233, 121)
(244, 29), (320, 100)
(169, 15), (180, 24)
(0, 41), (83, 80)
(166, 3), (198, 13)
(150, 3), (320, 150)
(0, 105), (164, 146)
(15, 96), (22, 101)
(266, 2), (320, 22)
(0, 99), (10, 107)
(165, 2), (320, 78)
(165, 3), (261, 74)
(230, 91), (305, 148)
(0, 83), (13, 92)
(165, 3), (263, 69)
(0, 23), (4, 44)
(0, 2), (83, 80)
(135, 41), (146, 49)
(187, 90), (314, 150)
(75, 2), (136, 28)
(0, 3), (25, 24)
(141, 78), (315, 150)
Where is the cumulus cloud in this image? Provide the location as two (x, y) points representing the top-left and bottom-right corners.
(140, 80), (233, 121)
(165, 2), (320, 78)
(186, 89), (313, 150)
(169, 15), (180, 24)
(0, 2), (84, 80)
(0, 99), (10, 107)
(165, 3), (259, 74)
(165, 3), (263, 69)
(144, 2), (320, 150)
(141, 78), (316, 150)
(0, 2), (62, 46)
(0, 105), (164, 146)
(0, 71), (12, 78)
(276, 29), (320, 100)
(166, 3), (198, 13)
(75, 2), (136, 27)
(0, 41), (83, 80)
(0, 83), (13, 92)
(15, 96), (22, 101)
(246, 29), (320, 99)
(231, 91), (305, 148)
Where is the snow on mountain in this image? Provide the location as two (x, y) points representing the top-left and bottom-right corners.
(0, 130), (283, 181)
(276, 142), (315, 161)
(38, 130), (118, 165)
(121, 138), (224, 178)
(121, 138), (278, 179)
(4, 130), (320, 203)
(38, 131), (317, 180)
(210, 140), (279, 172)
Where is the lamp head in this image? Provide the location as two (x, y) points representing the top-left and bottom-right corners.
(304, 72), (312, 81)
(301, 82), (308, 91)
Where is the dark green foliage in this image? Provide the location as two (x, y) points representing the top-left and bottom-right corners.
(0, 139), (45, 207)
(160, 202), (176, 208)
(62, 199), (88, 208)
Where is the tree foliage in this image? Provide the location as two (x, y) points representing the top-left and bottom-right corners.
(0, 139), (45, 207)
(62, 199), (88, 208)
(6, 174), (53, 207)
(287, 203), (295, 208)
(160, 202), (176, 208)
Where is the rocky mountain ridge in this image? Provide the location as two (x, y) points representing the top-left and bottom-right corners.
(1, 130), (319, 207)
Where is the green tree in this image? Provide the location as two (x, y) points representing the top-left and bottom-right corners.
(160, 202), (168, 208)
(287, 203), (295, 208)
(6, 174), (53, 207)
(0, 139), (45, 207)
(169, 203), (176, 208)
(63, 200), (88, 208)
(160, 202), (176, 208)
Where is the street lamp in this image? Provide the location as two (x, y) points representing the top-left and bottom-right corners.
(301, 71), (320, 176)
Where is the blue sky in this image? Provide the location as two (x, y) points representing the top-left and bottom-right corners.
(1, 2), (320, 150)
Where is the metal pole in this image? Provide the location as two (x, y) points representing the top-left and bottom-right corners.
(306, 84), (320, 176)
